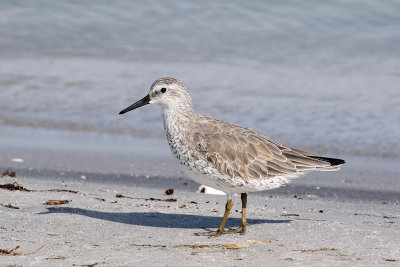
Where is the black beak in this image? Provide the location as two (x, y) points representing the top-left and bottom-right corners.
(119, 94), (150, 115)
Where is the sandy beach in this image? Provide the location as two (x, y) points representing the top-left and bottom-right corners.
(1, 1), (400, 266)
(1, 129), (399, 266)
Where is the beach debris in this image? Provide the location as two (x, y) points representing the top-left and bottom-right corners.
(72, 263), (100, 267)
(43, 200), (71, 205)
(296, 247), (338, 253)
(80, 175), (87, 180)
(132, 244), (167, 248)
(116, 193), (134, 199)
(115, 193), (176, 202)
(47, 189), (79, 194)
(0, 245), (22, 256)
(11, 158), (24, 163)
(319, 210), (324, 213)
(145, 197), (177, 202)
(174, 240), (272, 250)
(0, 245), (44, 256)
(95, 197), (105, 201)
(165, 188), (174, 195)
(0, 182), (82, 194)
(132, 240), (271, 250)
(179, 204), (186, 208)
(383, 215), (396, 219)
(197, 185), (225, 195)
(190, 201), (198, 204)
(45, 256), (67, 260)
(280, 213), (299, 217)
(0, 203), (20, 209)
(354, 213), (397, 219)
(0, 182), (30, 191)
(1, 169), (16, 178)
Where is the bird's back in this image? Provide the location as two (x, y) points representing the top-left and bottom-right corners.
(164, 112), (344, 193)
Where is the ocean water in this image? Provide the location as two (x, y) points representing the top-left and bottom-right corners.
(0, 0), (399, 159)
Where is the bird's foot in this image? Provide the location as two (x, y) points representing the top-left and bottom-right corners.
(195, 229), (224, 237)
(196, 223), (249, 236)
(225, 223), (248, 234)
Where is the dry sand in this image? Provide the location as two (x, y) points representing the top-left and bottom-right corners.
(1, 172), (399, 266)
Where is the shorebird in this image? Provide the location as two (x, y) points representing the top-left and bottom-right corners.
(119, 77), (345, 236)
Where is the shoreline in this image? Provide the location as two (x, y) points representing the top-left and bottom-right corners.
(1, 125), (399, 205)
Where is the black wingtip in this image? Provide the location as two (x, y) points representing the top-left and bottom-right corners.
(308, 156), (345, 166)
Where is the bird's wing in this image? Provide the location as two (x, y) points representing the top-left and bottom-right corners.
(191, 120), (330, 181)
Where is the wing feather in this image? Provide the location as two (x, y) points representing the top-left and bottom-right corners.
(191, 117), (336, 181)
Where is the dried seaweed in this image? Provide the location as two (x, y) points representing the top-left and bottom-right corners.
(43, 200), (71, 205)
(1, 170), (16, 178)
(131, 241), (272, 250)
(116, 193), (177, 202)
(0, 203), (19, 209)
(0, 181), (82, 195)
(0, 182), (30, 191)
(0, 245), (21, 256)
(46, 189), (79, 194)
(73, 263), (99, 267)
(116, 193), (134, 199)
(145, 197), (177, 202)
(281, 213), (299, 217)
(0, 245), (44, 256)
(132, 244), (167, 248)
(296, 247), (338, 253)
(174, 240), (271, 249)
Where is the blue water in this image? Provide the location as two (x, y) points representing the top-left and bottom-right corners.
(0, 1), (399, 158)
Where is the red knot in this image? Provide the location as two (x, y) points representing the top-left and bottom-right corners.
(119, 77), (345, 236)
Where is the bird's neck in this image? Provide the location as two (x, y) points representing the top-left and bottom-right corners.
(161, 106), (196, 139)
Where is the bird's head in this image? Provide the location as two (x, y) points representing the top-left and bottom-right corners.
(119, 77), (193, 114)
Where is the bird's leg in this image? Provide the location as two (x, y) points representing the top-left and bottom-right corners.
(199, 195), (233, 237)
(226, 193), (249, 234)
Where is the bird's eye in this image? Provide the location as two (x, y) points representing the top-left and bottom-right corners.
(161, 88), (167, 93)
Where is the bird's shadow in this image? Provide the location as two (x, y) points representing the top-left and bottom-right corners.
(39, 207), (290, 229)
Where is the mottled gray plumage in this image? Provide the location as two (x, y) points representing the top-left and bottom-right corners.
(119, 77), (345, 235)
(150, 77), (342, 193)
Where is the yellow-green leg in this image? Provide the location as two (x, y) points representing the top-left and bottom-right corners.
(226, 193), (249, 234)
(200, 197), (233, 237)
(199, 193), (249, 237)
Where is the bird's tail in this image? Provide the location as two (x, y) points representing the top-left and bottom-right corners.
(307, 156), (345, 166)
(286, 148), (345, 172)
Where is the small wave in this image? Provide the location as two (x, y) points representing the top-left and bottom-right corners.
(2, 117), (399, 160)
(1, 117), (164, 139)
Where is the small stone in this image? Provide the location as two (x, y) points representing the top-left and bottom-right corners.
(165, 189), (174, 195)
